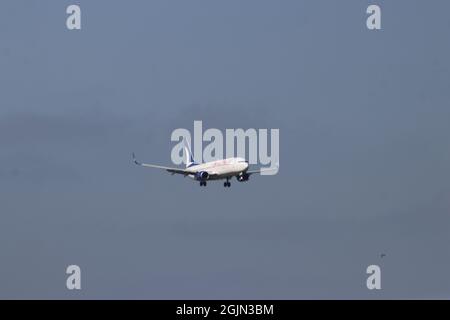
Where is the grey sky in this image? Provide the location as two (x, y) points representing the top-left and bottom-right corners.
(1, 0), (450, 299)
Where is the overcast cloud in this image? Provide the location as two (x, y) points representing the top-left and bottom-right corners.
(0, 0), (449, 299)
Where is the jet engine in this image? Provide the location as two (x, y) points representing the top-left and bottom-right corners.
(237, 172), (250, 182)
(195, 171), (209, 181)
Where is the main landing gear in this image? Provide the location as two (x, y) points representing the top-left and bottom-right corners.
(200, 181), (207, 187)
(223, 178), (231, 188)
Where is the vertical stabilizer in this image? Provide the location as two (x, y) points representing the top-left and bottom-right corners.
(183, 140), (197, 168)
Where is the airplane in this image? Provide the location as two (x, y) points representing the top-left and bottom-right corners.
(132, 143), (278, 187)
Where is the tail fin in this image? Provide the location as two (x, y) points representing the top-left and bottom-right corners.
(183, 140), (197, 168)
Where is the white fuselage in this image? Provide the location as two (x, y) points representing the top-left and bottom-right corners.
(185, 157), (249, 180)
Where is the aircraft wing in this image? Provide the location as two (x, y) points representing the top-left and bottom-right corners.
(132, 153), (190, 175)
(246, 163), (279, 175)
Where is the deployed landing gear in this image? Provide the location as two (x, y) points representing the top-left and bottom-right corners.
(223, 178), (231, 188)
(200, 181), (207, 187)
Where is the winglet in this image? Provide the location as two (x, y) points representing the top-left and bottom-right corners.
(132, 152), (140, 165)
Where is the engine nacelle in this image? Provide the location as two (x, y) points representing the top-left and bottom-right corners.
(195, 171), (209, 181)
(237, 173), (250, 182)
